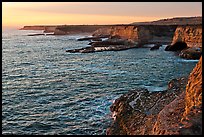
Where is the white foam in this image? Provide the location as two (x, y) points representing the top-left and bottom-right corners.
(178, 59), (199, 62)
(143, 86), (167, 92)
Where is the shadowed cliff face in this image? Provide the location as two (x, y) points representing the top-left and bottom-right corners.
(171, 25), (202, 48)
(107, 56), (202, 135)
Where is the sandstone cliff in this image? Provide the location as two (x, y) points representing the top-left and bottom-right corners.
(171, 25), (202, 48)
(107, 56), (202, 135)
(66, 25), (178, 53)
(53, 25), (111, 35)
(20, 25), (112, 35)
(93, 25), (176, 45)
(165, 25), (202, 59)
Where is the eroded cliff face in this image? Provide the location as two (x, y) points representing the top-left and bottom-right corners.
(107, 56), (202, 135)
(93, 25), (176, 45)
(153, 56), (202, 135)
(184, 56), (202, 115)
(171, 25), (202, 48)
(53, 25), (111, 35)
(180, 56), (202, 134)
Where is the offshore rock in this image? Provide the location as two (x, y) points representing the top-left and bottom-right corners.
(150, 44), (162, 50)
(66, 38), (137, 53)
(179, 47), (202, 60)
(165, 41), (188, 51)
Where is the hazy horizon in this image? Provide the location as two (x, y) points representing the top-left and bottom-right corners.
(2, 2), (202, 29)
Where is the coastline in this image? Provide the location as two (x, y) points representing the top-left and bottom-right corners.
(7, 16), (202, 135)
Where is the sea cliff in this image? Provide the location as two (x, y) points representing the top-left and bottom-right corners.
(20, 25), (58, 32)
(165, 25), (202, 59)
(171, 25), (202, 48)
(93, 25), (177, 45)
(107, 56), (202, 135)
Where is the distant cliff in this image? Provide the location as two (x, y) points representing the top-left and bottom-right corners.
(53, 25), (111, 35)
(107, 56), (202, 135)
(20, 25), (111, 34)
(131, 16), (202, 25)
(20, 25), (58, 32)
(93, 25), (177, 45)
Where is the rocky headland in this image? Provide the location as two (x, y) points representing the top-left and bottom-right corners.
(20, 17), (202, 59)
(165, 25), (202, 59)
(66, 25), (177, 53)
(107, 56), (202, 135)
(20, 25), (112, 35)
(63, 17), (202, 55)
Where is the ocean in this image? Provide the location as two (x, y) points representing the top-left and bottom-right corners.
(2, 29), (198, 135)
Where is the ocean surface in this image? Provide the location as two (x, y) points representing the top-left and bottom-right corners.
(2, 29), (198, 135)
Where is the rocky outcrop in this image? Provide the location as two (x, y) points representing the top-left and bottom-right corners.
(165, 25), (202, 59)
(179, 47), (202, 60)
(165, 41), (188, 51)
(171, 25), (202, 48)
(107, 56), (202, 135)
(107, 77), (188, 135)
(53, 25), (111, 35)
(93, 25), (177, 45)
(66, 25), (177, 53)
(182, 56), (202, 122)
(150, 44), (162, 50)
(153, 56), (202, 135)
(66, 39), (136, 53)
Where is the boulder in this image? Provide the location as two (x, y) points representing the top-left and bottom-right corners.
(165, 42), (188, 51)
(150, 44), (162, 50)
(179, 47), (202, 60)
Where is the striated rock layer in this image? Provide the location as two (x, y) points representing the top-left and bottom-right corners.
(171, 25), (202, 48)
(165, 25), (202, 59)
(93, 25), (177, 45)
(107, 56), (202, 135)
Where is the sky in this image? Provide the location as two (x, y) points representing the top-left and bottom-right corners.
(2, 2), (202, 29)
